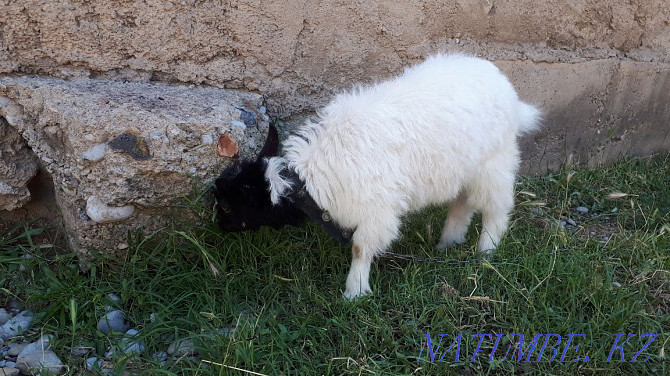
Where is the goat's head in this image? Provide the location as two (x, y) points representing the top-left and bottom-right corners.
(212, 125), (306, 232)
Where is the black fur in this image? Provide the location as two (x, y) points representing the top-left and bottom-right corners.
(212, 125), (306, 232)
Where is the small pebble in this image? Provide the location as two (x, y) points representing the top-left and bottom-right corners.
(566, 218), (576, 226)
(231, 120), (247, 130)
(167, 339), (197, 357)
(97, 310), (131, 334)
(86, 196), (135, 224)
(529, 207), (544, 216)
(151, 351), (168, 365)
(149, 132), (164, 139)
(612, 282), (622, 288)
(215, 327), (235, 338)
(560, 220), (567, 228)
(0, 309), (10, 326)
(201, 134), (214, 145)
(8, 343), (28, 357)
(118, 329), (145, 355)
(576, 206), (589, 214)
(259, 106), (266, 114)
(0, 311), (34, 340)
(70, 346), (92, 357)
(0, 367), (19, 376)
(16, 337), (64, 375)
(86, 357), (103, 371)
(104, 348), (114, 358)
(5, 362), (15, 368)
(82, 143), (107, 162)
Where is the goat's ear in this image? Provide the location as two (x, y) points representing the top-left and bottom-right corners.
(257, 124), (279, 160)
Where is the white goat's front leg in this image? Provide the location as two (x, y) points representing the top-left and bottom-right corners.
(343, 218), (400, 299)
(344, 244), (373, 299)
(438, 194), (475, 249)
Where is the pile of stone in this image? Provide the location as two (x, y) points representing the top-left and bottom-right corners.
(1, 76), (270, 261)
(85, 294), (234, 373)
(1, 309), (64, 376)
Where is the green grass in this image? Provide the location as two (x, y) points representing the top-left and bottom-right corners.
(1, 155), (669, 375)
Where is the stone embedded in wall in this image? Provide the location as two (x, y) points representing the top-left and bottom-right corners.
(0, 76), (270, 258)
(0, 116), (39, 211)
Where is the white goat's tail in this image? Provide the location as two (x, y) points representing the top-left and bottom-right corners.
(516, 101), (541, 135)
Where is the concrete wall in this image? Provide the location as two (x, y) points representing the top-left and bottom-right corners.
(3, 0), (669, 174)
(1, 1), (669, 239)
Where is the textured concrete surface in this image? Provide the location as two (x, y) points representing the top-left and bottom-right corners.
(1, 0), (668, 116)
(500, 59), (670, 173)
(0, 117), (39, 210)
(0, 0), (669, 256)
(0, 76), (269, 258)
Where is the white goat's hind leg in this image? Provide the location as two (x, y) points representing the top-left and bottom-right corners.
(437, 194), (475, 249)
(478, 208), (510, 254)
(476, 177), (515, 255)
(343, 218), (400, 299)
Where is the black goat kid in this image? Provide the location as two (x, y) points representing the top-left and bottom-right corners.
(212, 126), (306, 232)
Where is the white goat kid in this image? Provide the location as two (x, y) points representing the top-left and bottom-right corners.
(266, 53), (540, 299)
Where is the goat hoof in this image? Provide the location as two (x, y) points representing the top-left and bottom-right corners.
(343, 288), (372, 300)
(436, 237), (465, 249)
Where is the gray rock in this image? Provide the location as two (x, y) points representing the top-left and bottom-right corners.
(97, 310), (130, 335)
(0, 367), (20, 376)
(86, 357), (103, 371)
(151, 351), (168, 365)
(0, 360), (5, 367)
(167, 339), (197, 357)
(118, 329), (145, 356)
(15, 337), (64, 376)
(566, 218), (576, 226)
(576, 206), (589, 214)
(529, 207), (544, 216)
(4, 362), (15, 368)
(70, 346), (92, 357)
(0, 309), (10, 326)
(0, 311), (34, 340)
(7, 343), (28, 357)
(0, 76), (270, 260)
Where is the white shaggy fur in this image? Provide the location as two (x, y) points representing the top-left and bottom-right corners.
(266, 53), (540, 299)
